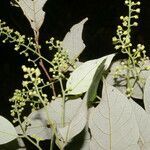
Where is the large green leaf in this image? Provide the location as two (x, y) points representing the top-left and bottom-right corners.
(0, 116), (18, 145)
(130, 99), (150, 149)
(66, 54), (115, 95)
(16, 97), (83, 141)
(65, 126), (90, 150)
(62, 18), (88, 61)
(89, 82), (140, 150)
(56, 94), (88, 149)
(11, 0), (47, 33)
(144, 76), (150, 113)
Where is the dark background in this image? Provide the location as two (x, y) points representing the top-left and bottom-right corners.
(0, 0), (150, 133)
(1, 0), (150, 117)
(0, 0), (150, 149)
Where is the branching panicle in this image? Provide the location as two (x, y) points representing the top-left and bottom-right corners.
(112, 0), (149, 97)
(9, 65), (50, 123)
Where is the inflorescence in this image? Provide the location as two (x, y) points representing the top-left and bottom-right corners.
(9, 65), (50, 123)
(0, 19), (76, 125)
(112, 0), (149, 97)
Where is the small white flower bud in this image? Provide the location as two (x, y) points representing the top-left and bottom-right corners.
(136, 8), (140, 13)
(132, 49), (136, 53)
(125, 0), (129, 5)
(120, 16), (124, 20)
(133, 22), (138, 26)
(136, 1), (141, 5)
(112, 37), (118, 42)
(134, 15), (139, 19)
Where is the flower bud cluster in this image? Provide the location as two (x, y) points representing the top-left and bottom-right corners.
(46, 37), (63, 51)
(0, 20), (25, 49)
(112, 0), (150, 97)
(46, 37), (75, 79)
(9, 89), (28, 123)
(132, 44), (147, 61)
(113, 43), (149, 97)
(49, 48), (73, 80)
(21, 65), (49, 106)
(22, 65), (42, 85)
(112, 0), (141, 52)
(0, 20), (41, 62)
(9, 65), (50, 123)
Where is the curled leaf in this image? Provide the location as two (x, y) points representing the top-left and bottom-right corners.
(66, 54), (115, 95)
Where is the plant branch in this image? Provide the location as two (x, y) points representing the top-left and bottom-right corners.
(59, 78), (66, 127)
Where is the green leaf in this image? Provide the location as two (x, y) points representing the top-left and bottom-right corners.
(130, 99), (150, 149)
(0, 116), (18, 145)
(16, 97), (83, 141)
(56, 94), (88, 148)
(62, 18), (88, 61)
(66, 54), (115, 95)
(65, 126), (90, 150)
(144, 76), (150, 113)
(11, 0), (47, 34)
(87, 59), (106, 106)
(89, 82), (140, 150)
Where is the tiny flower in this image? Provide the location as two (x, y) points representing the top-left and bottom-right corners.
(135, 8), (140, 13)
(129, 43), (132, 47)
(132, 49), (136, 53)
(134, 15), (139, 19)
(133, 22), (138, 26)
(136, 1), (141, 5)
(22, 65), (27, 72)
(123, 21), (128, 27)
(117, 25), (122, 30)
(115, 45), (121, 50)
(52, 96), (56, 100)
(123, 31), (128, 35)
(42, 94), (47, 98)
(35, 68), (41, 77)
(125, 0), (129, 5)
(120, 16), (124, 20)
(112, 37), (118, 42)
(22, 81), (28, 87)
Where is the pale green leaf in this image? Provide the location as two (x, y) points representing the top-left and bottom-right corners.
(65, 126), (90, 150)
(89, 82), (140, 150)
(144, 76), (150, 113)
(16, 97), (83, 141)
(15, 112), (51, 141)
(12, 0), (47, 32)
(66, 53), (115, 95)
(57, 94), (88, 148)
(80, 129), (90, 150)
(0, 116), (18, 145)
(62, 18), (88, 61)
(25, 119), (51, 141)
(130, 100), (150, 150)
(87, 59), (106, 106)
